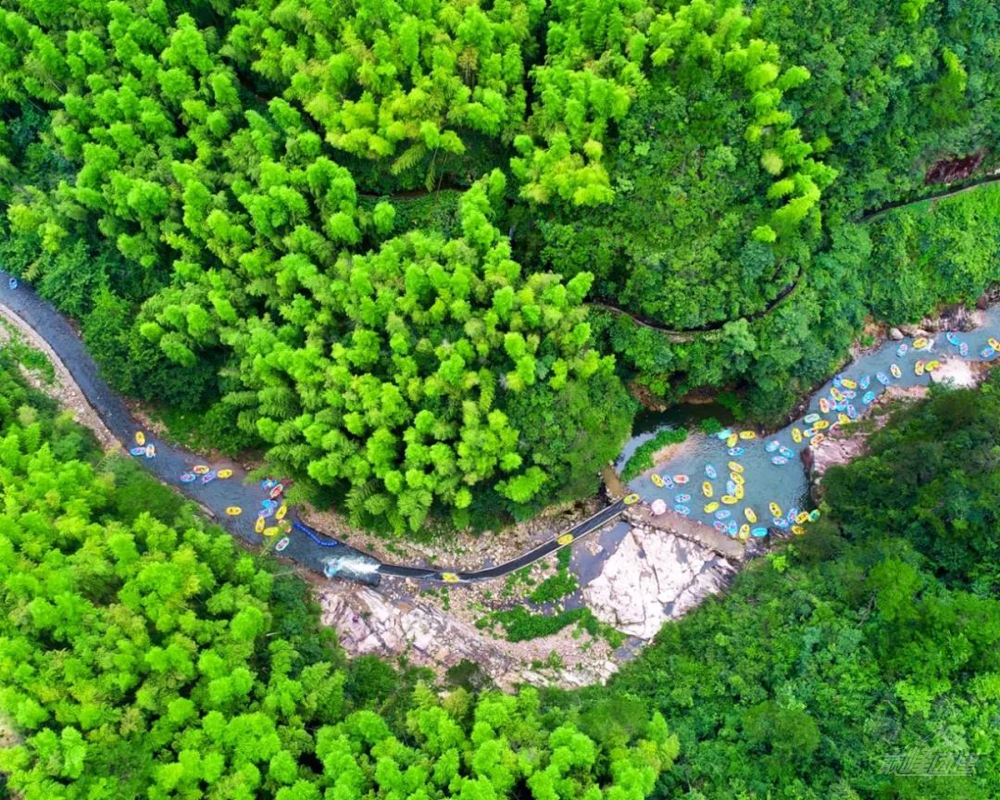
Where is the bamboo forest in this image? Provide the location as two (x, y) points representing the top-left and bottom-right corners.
(0, 0), (998, 797)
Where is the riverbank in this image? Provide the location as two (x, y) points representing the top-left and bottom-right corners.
(6, 265), (1000, 690)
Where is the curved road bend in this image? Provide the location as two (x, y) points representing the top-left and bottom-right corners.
(378, 499), (626, 582)
(0, 270), (626, 587)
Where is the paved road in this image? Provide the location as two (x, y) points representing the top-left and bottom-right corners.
(379, 500), (626, 582)
(0, 271), (626, 586)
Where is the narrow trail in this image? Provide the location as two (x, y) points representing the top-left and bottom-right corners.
(589, 172), (1000, 336)
(0, 270), (626, 587)
(588, 278), (800, 341)
(859, 171), (1000, 223)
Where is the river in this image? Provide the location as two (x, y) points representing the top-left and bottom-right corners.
(3, 268), (1000, 584)
(625, 308), (1000, 538)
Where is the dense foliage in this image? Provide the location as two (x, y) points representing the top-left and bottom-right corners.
(824, 381), (1000, 594)
(2, 0), (1000, 532)
(864, 183), (1000, 325)
(572, 382), (1000, 798)
(0, 353), (677, 798)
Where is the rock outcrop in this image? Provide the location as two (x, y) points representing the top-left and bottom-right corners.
(929, 357), (979, 388)
(583, 526), (735, 640)
(319, 585), (618, 690)
(805, 384), (929, 493)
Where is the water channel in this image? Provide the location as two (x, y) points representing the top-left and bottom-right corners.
(3, 267), (1000, 584)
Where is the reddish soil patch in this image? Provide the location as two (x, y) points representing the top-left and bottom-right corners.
(925, 151), (985, 185)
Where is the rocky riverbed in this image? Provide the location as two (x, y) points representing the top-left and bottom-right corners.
(319, 582), (619, 691)
(318, 516), (737, 689)
(7, 266), (1000, 692)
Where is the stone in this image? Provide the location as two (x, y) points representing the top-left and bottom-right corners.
(583, 527), (735, 640)
(929, 357), (977, 388)
(319, 583), (619, 690)
(650, 498), (668, 516)
(808, 384), (932, 488)
(940, 305), (984, 332)
(888, 327), (904, 341)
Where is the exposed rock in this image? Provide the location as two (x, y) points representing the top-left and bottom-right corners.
(938, 304), (984, 332)
(319, 585), (618, 690)
(888, 327), (904, 341)
(806, 385), (930, 493)
(929, 357), (978, 388)
(807, 427), (868, 480)
(899, 323), (931, 338)
(583, 526), (735, 640)
(626, 505), (746, 561)
(650, 498), (667, 516)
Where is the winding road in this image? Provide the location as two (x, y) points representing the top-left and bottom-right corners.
(4, 166), (995, 588)
(589, 277), (801, 341)
(0, 270), (627, 587)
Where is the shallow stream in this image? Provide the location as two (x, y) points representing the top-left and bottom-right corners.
(623, 307), (1000, 539)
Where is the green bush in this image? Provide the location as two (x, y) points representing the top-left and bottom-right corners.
(621, 428), (688, 482)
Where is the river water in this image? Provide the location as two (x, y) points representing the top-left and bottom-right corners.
(4, 266), (1000, 582)
(624, 307), (1000, 539)
(0, 268), (387, 583)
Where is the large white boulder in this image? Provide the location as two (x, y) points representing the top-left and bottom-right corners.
(583, 527), (735, 640)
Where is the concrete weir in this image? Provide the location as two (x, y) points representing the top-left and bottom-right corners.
(624, 505), (749, 561)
